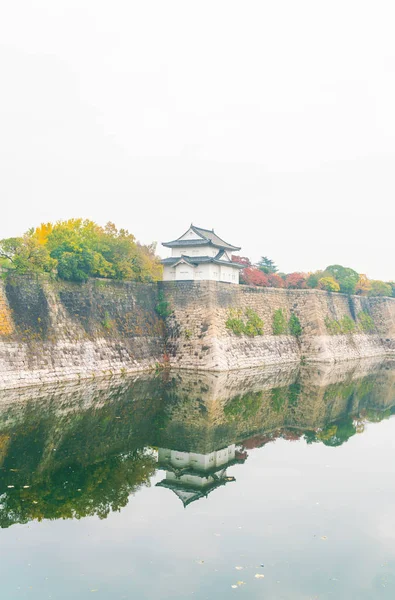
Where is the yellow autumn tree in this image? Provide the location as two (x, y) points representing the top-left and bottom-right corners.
(34, 223), (53, 246)
(355, 274), (372, 296)
(318, 277), (340, 292)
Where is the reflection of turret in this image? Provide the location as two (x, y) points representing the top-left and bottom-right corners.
(156, 445), (245, 507)
(1, 358), (395, 527)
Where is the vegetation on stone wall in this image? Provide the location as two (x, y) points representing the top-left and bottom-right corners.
(155, 289), (172, 319)
(357, 311), (376, 333)
(224, 390), (264, 420)
(233, 255), (395, 299)
(272, 309), (288, 335)
(227, 308), (302, 338)
(325, 311), (377, 335)
(289, 314), (302, 337)
(0, 219), (162, 283)
(325, 315), (356, 335)
(226, 308), (264, 337)
(272, 310), (302, 337)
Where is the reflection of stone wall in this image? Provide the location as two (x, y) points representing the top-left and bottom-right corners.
(151, 359), (395, 452)
(0, 360), (394, 480)
(0, 277), (164, 389)
(163, 282), (395, 370)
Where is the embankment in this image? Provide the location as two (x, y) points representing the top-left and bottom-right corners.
(1, 277), (395, 388)
(0, 276), (164, 389)
(162, 281), (395, 370)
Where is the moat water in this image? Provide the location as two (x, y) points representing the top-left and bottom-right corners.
(1, 360), (395, 599)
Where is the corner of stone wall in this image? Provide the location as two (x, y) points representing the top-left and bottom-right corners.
(160, 281), (228, 370)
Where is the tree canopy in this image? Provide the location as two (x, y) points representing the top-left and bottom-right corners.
(0, 219), (162, 283)
(232, 254), (395, 299)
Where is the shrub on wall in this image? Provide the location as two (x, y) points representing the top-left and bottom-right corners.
(325, 317), (342, 335)
(225, 316), (245, 335)
(339, 316), (356, 333)
(325, 315), (356, 335)
(155, 290), (172, 319)
(244, 308), (264, 336)
(226, 308), (264, 337)
(289, 313), (302, 337)
(357, 311), (376, 333)
(272, 309), (288, 335)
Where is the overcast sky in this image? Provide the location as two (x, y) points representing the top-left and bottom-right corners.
(1, 1), (394, 279)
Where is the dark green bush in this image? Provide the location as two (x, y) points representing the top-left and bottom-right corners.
(289, 313), (302, 337)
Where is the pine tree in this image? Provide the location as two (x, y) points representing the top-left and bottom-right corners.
(257, 256), (278, 274)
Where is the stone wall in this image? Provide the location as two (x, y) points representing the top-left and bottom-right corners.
(1, 278), (395, 389)
(162, 281), (395, 371)
(0, 276), (164, 389)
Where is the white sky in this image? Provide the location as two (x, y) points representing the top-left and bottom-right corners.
(1, 1), (394, 279)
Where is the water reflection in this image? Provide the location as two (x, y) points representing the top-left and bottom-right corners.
(1, 358), (395, 526)
(156, 444), (240, 507)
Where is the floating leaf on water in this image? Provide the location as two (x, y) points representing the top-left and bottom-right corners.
(231, 585), (238, 589)
(23, 486), (30, 489)
(321, 536), (328, 540)
(7, 485), (14, 488)
(235, 566), (243, 570)
(196, 560), (204, 565)
(255, 574), (265, 579)
(236, 581), (245, 586)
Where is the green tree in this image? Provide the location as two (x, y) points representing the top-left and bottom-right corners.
(368, 280), (392, 297)
(325, 265), (359, 295)
(319, 417), (356, 447)
(42, 219), (161, 282)
(306, 271), (323, 289)
(257, 256), (278, 274)
(0, 234), (56, 275)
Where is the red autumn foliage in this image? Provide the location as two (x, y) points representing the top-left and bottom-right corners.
(281, 429), (303, 441)
(285, 272), (307, 289)
(232, 255), (251, 267)
(240, 266), (269, 287)
(267, 273), (285, 288)
(241, 434), (276, 449)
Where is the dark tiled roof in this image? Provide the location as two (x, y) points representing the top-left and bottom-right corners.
(192, 226), (241, 251)
(156, 476), (235, 507)
(163, 225), (241, 251)
(161, 256), (196, 267)
(163, 239), (208, 247)
(161, 254), (244, 268)
(157, 458), (242, 476)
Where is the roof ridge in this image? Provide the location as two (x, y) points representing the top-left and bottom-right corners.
(192, 225), (214, 233)
(163, 225), (241, 251)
